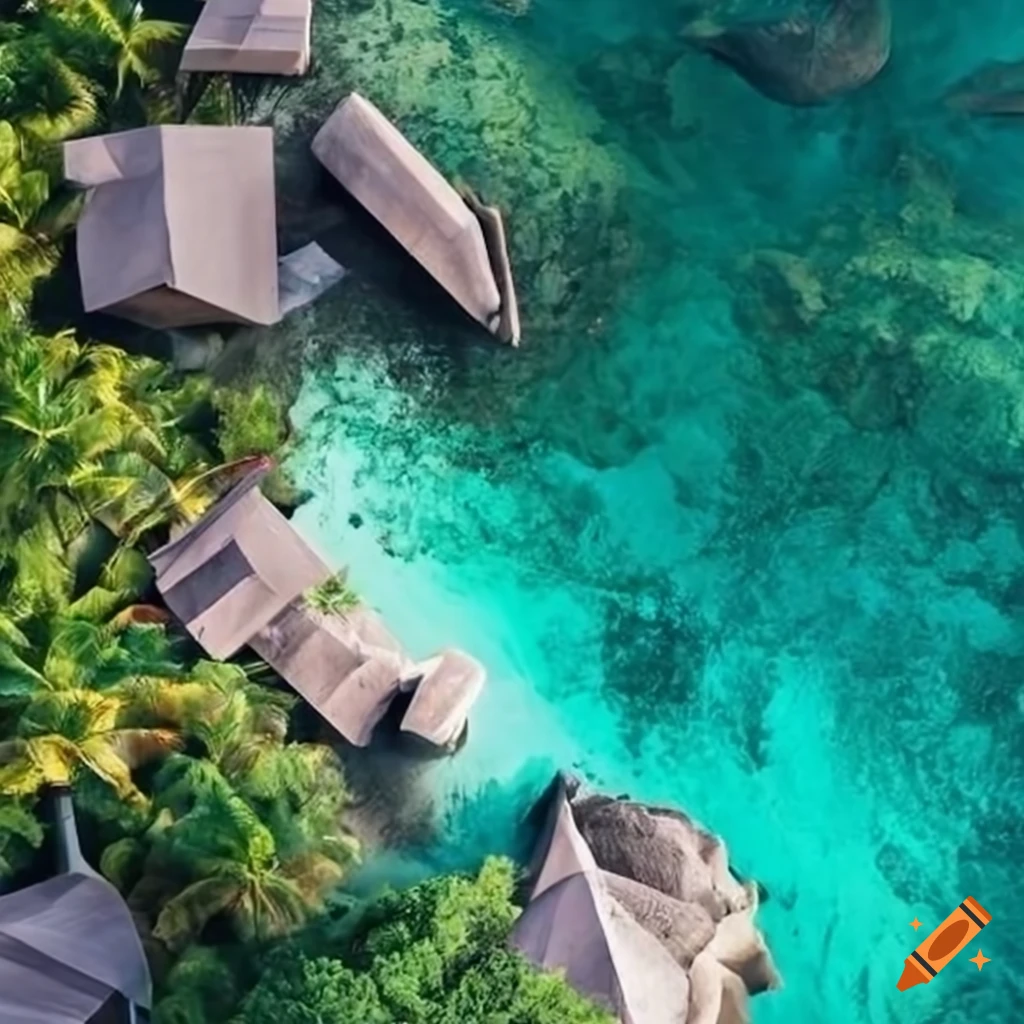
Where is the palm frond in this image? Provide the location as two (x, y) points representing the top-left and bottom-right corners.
(152, 874), (240, 951)
(0, 643), (50, 698)
(0, 612), (29, 649)
(99, 835), (145, 891)
(99, 545), (154, 597)
(0, 223), (58, 302)
(107, 727), (182, 767)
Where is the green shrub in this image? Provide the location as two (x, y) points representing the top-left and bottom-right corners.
(213, 385), (287, 462)
(303, 571), (360, 616)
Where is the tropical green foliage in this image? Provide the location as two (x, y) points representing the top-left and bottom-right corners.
(234, 858), (615, 1024)
(0, 316), (271, 549)
(214, 385), (288, 463)
(0, 15), (598, 1024)
(0, 687), (180, 802)
(92, 666), (356, 954)
(0, 0), (187, 303)
(0, 795), (43, 880)
(0, 321), (164, 540)
(304, 570), (361, 616)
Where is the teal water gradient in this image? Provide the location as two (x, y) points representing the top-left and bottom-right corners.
(287, 2), (1024, 1021)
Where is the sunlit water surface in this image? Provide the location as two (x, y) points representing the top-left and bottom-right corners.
(280, 2), (1024, 1020)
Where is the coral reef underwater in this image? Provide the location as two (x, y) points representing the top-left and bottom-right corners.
(223, 1), (1024, 1022)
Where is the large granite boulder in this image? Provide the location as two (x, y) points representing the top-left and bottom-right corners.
(571, 795), (751, 920)
(686, 0), (891, 106)
(601, 870), (716, 969)
(399, 648), (486, 753)
(512, 775), (780, 1024)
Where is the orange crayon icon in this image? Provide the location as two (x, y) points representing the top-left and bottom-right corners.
(897, 897), (992, 991)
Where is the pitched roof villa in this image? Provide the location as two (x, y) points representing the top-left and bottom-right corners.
(511, 777), (692, 1024)
(312, 93), (520, 345)
(0, 788), (151, 1024)
(64, 126), (279, 329)
(511, 774), (781, 1024)
(148, 470), (485, 750)
(180, 0), (313, 76)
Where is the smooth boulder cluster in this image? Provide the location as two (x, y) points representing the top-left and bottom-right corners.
(512, 773), (780, 1024)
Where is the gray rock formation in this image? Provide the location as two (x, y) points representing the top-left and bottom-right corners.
(688, 951), (751, 1024)
(513, 775), (780, 1024)
(705, 889), (781, 995)
(686, 0), (891, 106)
(601, 870), (716, 969)
(572, 795), (742, 919)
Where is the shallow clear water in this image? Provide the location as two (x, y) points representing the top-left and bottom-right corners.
(281, 1), (1024, 1020)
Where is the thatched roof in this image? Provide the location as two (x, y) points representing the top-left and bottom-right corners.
(64, 126), (279, 329)
(180, 0), (312, 76)
(0, 873), (151, 1024)
(312, 93), (518, 343)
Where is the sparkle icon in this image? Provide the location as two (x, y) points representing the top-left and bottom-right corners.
(968, 950), (991, 971)
(910, 918), (922, 931)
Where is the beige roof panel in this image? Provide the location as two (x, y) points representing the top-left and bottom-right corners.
(149, 471), (488, 750)
(64, 125), (279, 329)
(312, 93), (506, 336)
(0, 873), (151, 1023)
(180, 0), (312, 76)
(149, 470), (332, 659)
(399, 649), (485, 750)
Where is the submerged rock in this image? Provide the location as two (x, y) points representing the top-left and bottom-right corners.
(686, 0), (891, 106)
(946, 59), (1024, 116)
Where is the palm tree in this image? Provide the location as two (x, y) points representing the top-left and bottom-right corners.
(0, 795), (43, 880)
(0, 24), (100, 143)
(241, 742), (357, 867)
(0, 546), (177, 702)
(152, 786), (340, 949)
(0, 121), (64, 301)
(0, 689), (180, 805)
(77, 452), (272, 546)
(0, 324), (165, 540)
(176, 661), (294, 779)
(46, 0), (186, 99)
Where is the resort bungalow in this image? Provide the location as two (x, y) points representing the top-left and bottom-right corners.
(312, 92), (521, 345)
(0, 788), (151, 1024)
(64, 125), (279, 329)
(512, 774), (780, 1024)
(180, 0), (313, 76)
(147, 468), (485, 751)
(511, 777), (693, 1024)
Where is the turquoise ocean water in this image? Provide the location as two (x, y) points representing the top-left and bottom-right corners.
(282, 2), (1024, 1021)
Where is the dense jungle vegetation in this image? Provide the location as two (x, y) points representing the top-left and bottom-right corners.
(0, 2), (612, 1020)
